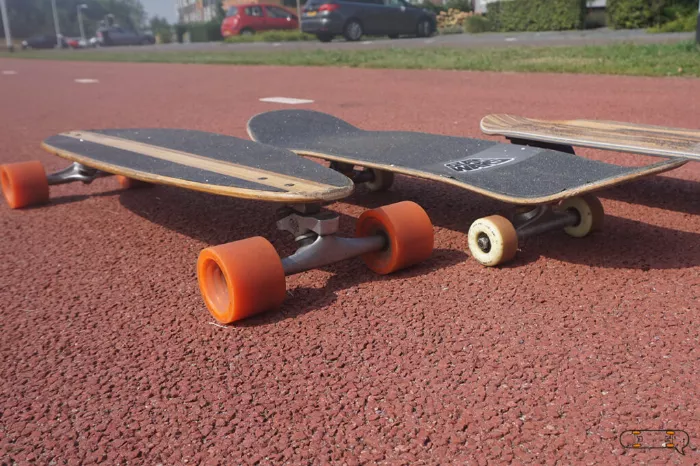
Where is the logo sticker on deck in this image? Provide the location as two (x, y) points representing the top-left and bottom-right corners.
(444, 158), (514, 173)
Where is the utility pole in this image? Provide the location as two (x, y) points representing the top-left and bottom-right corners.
(0, 0), (12, 52)
(51, 0), (62, 48)
(696, 0), (699, 45)
(296, 0), (301, 32)
(77, 4), (88, 43)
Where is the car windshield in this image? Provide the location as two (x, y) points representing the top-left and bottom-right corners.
(226, 6), (238, 16)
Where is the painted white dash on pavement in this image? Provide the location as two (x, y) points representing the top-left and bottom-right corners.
(362, 41), (373, 45)
(259, 97), (314, 105)
(505, 37), (517, 42)
(75, 78), (99, 83)
(2, 70), (17, 75)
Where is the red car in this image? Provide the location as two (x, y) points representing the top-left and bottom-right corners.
(221, 3), (299, 37)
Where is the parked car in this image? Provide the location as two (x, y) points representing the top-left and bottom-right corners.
(220, 3), (299, 37)
(95, 26), (155, 46)
(20, 34), (68, 50)
(301, 0), (436, 42)
(65, 37), (90, 49)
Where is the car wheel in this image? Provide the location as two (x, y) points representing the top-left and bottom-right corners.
(240, 28), (255, 36)
(388, 34), (399, 39)
(343, 19), (363, 41)
(317, 33), (334, 43)
(416, 18), (432, 37)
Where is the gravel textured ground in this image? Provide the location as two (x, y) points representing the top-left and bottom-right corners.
(0, 59), (698, 464)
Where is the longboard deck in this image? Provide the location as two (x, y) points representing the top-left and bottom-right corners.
(41, 128), (354, 203)
(246, 110), (686, 205)
(480, 114), (700, 162)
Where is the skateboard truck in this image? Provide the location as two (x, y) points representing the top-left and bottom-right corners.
(511, 204), (581, 239)
(467, 195), (605, 267)
(329, 161), (395, 192)
(46, 162), (111, 185)
(196, 200), (434, 325)
(275, 203), (388, 275)
(0, 160), (152, 209)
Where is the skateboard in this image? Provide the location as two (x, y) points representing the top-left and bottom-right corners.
(0, 128), (435, 324)
(480, 114), (700, 162)
(247, 109), (687, 267)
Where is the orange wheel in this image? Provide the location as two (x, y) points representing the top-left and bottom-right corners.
(355, 200), (434, 275)
(116, 175), (151, 189)
(0, 161), (49, 209)
(197, 236), (286, 324)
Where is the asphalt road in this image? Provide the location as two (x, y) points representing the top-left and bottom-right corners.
(0, 58), (698, 464)
(79, 28), (695, 53)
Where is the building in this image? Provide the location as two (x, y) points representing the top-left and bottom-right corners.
(176, 0), (216, 23)
(472, 0), (606, 14)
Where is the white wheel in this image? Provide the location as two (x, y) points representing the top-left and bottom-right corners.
(559, 195), (604, 238)
(365, 169), (394, 192)
(467, 215), (518, 267)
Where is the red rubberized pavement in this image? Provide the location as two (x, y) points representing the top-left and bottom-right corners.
(1, 59), (698, 464)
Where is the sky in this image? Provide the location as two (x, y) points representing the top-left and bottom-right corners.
(141, 0), (178, 23)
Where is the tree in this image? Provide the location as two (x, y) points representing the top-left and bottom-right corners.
(149, 15), (172, 42)
(215, 0), (226, 20)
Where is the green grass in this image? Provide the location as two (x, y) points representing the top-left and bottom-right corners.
(2, 40), (699, 77)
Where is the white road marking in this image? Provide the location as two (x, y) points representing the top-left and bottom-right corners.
(2, 70), (17, 75)
(362, 41), (373, 45)
(75, 78), (99, 83)
(259, 97), (314, 105)
(505, 38), (517, 42)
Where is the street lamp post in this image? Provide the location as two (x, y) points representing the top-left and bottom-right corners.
(0, 0), (13, 52)
(77, 4), (88, 43)
(696, 0), (699, 45)
(51, 0), (62, 48)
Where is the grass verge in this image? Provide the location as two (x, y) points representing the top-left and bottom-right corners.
(1, 40), (698, 77)
(223, 30), (316, 42)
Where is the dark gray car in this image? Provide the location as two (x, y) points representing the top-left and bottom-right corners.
(301, 0), (436, 42)
(96, 26), (156, 46)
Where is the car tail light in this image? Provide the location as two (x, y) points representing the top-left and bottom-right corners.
(318, 3), (340, 12)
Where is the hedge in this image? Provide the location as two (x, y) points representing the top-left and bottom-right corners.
(607, 0), (698, 29)
(606, 0), (654, 28)
(486, 0), (587, 32)
(174, 20), (223, 43)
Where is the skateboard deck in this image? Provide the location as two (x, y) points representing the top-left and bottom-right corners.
(38, 128), (354, 203)
(246, 109), (687, 205)
(247, 109), (690, 268)
(1, 127), (435, 325)
(480, 114), (700, 162)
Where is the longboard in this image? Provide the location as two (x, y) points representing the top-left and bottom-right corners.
(40, 128), (354, 203)
(0, 127), (435, 324)
(480, 114), (700, 162)
(247, 109), (687, 267)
